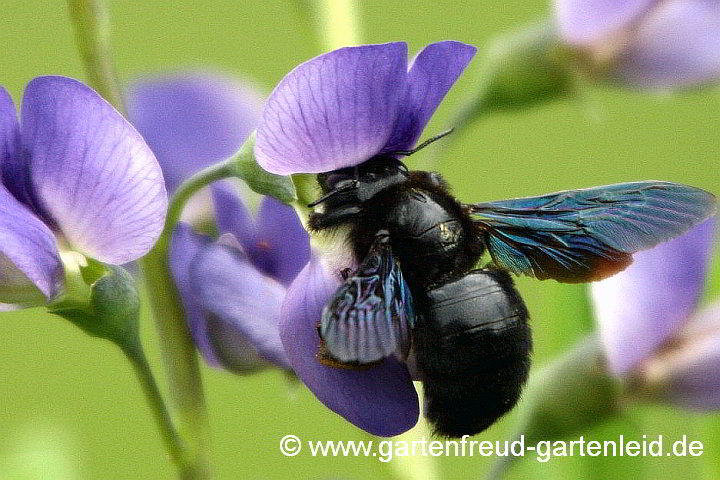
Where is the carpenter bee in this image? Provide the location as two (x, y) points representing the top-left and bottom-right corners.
(307, 132), (716, 437)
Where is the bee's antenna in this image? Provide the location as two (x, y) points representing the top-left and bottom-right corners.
(388, 128), (454, 157)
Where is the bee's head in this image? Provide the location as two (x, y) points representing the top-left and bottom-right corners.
(313, 156), (409, 207)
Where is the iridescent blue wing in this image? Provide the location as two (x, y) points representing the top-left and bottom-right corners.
(318, 233), (415, 365)
(467, 181), (715, 282)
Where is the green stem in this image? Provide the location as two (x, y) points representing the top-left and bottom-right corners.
(67, 0), (126, 113)
(166, 159), (237, 232)
(121, 339), (186, 473)
(387, 383), (441, 480)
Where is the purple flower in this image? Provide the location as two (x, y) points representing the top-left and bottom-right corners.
(591, 217), (720, 408)
(0, 77), (167, 306)
(254, 41), (476, 435)
(169, 186), (309, 372)
(555, 0), (720, 88)
(127, 72), (309, 371)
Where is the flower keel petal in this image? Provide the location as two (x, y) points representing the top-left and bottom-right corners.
(190, 243), (290, 369)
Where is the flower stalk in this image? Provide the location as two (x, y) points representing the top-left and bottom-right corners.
(137, 154), (247, 480)
(121, 339), (187, 475)
(67, 1), (212, 477)
(139, 133), (297, 478)
(139, 245), (212, 479)
(66, 0), (126, 113)
(311, 0), (361, 50)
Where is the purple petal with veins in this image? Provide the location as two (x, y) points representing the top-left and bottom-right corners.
(255, 43), (409, 174)
(21, 76), (167, 264)
(382, 41), (476, 153)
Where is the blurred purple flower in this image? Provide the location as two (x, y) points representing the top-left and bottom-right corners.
(0, 76), (167, 306)
(254, 41), (476, 436)
(591, 217), (720, 408)
(555, 0), (720, 88)
(127, 72), (263, 193)
(127, 72), (309, 372)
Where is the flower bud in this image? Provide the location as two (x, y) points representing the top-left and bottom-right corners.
(50, 264), (140, 349)
(455, 21), (576, 128)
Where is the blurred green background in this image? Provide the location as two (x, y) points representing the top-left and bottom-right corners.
(1, 1), (719, 479)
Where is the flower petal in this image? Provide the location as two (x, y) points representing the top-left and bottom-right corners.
(382, 41), (476, 153)
(0, 184), (62, 303)
(169, 223), (219, 365)
(21, 76), (168, 264)
(555, 0), (655, 45)
(255, 43), (409, 174)
(592, 218), (716, 375)
(127, 72), (262, 193)
(280, 252), (419, 436)
(189, 243), (290, 369)
(254, 196), (310, 286)
(610, 0), (720, 88)
(0, 87), (19, 172)
(210, 181), (256, 252)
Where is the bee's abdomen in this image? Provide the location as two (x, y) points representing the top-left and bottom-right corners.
(414, 269), (531, 437)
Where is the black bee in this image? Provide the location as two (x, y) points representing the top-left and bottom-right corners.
(307, 132), (715, 437)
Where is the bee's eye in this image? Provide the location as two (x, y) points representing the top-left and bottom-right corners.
(323, 173), (345, 190)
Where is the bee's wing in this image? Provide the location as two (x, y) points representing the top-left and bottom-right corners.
(466, 181), (715, 283)
(319, 234), (416, 365)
